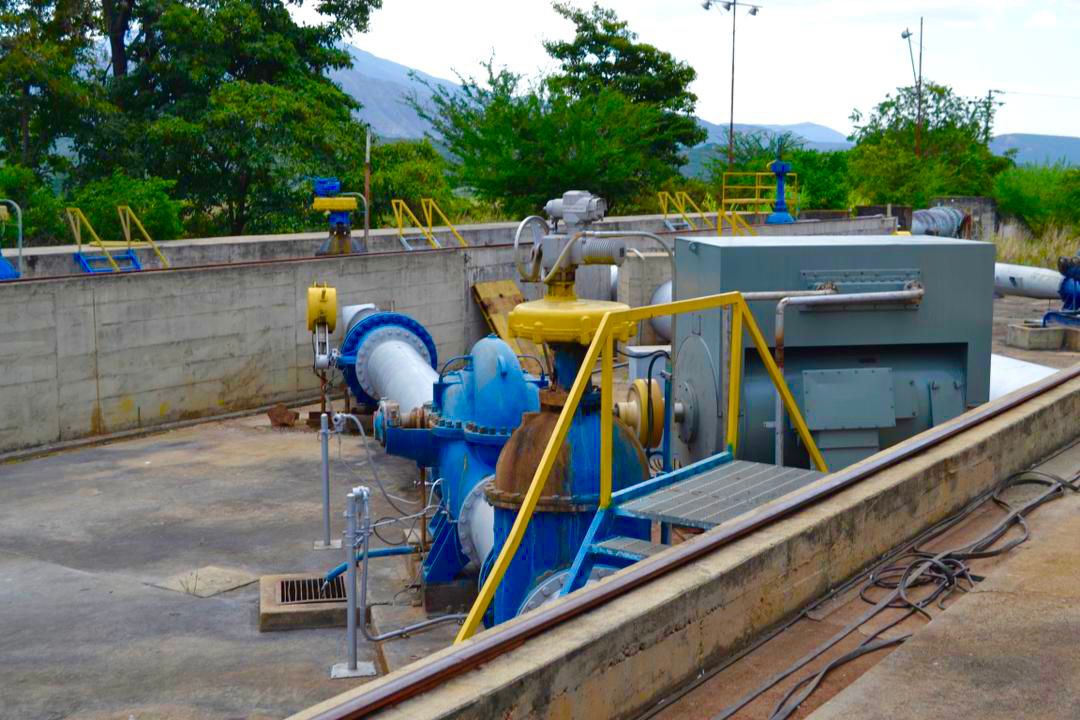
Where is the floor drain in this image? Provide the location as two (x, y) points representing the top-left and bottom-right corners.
(278, 576), (347, 605)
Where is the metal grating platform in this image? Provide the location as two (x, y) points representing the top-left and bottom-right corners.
(595, 536), (667, 559)
(617, 460), (825, 530)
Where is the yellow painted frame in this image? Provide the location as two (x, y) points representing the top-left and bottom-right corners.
(721, 171), (800, 217)
(454, 291), (827, 642)
(657, 191), (717, 231)
(66, 208), (120, 271)
(117, 206), (170, 268)
(420, 198), (468, 247)
(391, 199), (440, 249)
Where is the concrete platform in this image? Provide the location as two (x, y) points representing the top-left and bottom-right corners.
(809, 445), (1080, 720)
(0, 407), (421, 719)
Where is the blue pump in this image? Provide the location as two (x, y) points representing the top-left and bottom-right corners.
(1043, 253), (1080, 328)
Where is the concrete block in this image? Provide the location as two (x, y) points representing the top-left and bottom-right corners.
(1006, 322), (1064, 350)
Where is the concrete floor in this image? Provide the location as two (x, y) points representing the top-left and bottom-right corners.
(0, 407), (421, 720)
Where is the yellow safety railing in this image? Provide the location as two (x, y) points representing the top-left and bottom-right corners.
(421, 198), (468, 247)
(66, 207), (171, 271)
(721, 171), (799, 217)
(454, 291), (827, 642)
(392, 198), (468, 249)
(117, 206), (170, 267)
(717, 209), (758, 237)
(657, 191), (715, 231)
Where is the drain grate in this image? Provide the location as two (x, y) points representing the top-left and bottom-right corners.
(278, 576), (347, 605)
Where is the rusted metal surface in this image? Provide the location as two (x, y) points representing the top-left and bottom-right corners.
(487, 409), (573, 509)
(305, 363), (1080, 720)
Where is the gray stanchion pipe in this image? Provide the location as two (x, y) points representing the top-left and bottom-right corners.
(321, 413), (332, 548)
(345, 488), (361, 671)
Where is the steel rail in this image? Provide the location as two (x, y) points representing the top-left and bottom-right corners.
(307, 362), (1080, 720)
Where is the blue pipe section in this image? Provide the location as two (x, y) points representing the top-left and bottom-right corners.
(323, 545), (417, 585)
(338, 311), (438, 405)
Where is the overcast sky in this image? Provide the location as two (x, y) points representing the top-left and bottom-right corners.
(335, 0), (1079, 137)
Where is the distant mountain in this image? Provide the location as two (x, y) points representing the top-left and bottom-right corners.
(990, 133), (1080, 166)
(695, 117), (853, 153)
(329, 45), (457, 139)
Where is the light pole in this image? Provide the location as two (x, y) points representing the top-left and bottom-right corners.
(901, 18), (923, 157)
(703, 0), (762, 168)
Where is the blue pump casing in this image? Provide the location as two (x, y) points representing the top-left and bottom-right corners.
(374, 334), (543, 584)
(1044, 254), (1080, 327)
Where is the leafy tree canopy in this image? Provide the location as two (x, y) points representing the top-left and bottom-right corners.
(544, 2), (705, 165)
(416, 65), (678, 216)
(847, 82), (1012, 207)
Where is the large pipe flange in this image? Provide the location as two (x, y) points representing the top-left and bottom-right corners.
(339, 312), (438, 407)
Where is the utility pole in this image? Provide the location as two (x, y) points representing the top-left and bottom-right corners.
(728, 1), (737, 167)
(902, 18), (924, 157)
(703, 1), (762, 167)
(916, 16), (923, 158)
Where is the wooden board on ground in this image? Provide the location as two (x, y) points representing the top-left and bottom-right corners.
(471, 280), (544, 368)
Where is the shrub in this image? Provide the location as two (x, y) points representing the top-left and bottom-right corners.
(71, 171), (183, 242)
(0, 165), (66, 246)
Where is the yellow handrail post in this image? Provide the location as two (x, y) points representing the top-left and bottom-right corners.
(677, 191), (715, 230)
(66, 208), (120, 272)
(421, 198), (468, 247)
(454, 313), (613, 643)
(726, 305), (744, 453)
(736, 297), (827, 472)
(599, 332), (614, 509)
(117, 206), (170, 268)
(392, 199), (440, 249)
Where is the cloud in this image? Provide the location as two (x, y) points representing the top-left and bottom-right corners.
(1027, 9), (1057, 27)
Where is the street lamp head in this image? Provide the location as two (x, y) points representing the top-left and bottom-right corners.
(702, 0), (711, 8)
(748, 6), (759, 15)
(901, 29), (912, 40)
(721, 1), (732, 10)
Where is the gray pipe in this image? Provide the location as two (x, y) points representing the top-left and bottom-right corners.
(911, 206), (965, 237)
(994, 262), (1062, 300)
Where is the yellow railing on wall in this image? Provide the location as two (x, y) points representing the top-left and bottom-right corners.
(454, 291), (827, 642)
(657, 190), (715, 231)
(721, 172), (799, 217)
(391, 198), (468, 249)
(66, 206), (170, 271)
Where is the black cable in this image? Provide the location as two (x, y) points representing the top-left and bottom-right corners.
(717, 468), (1080, 720)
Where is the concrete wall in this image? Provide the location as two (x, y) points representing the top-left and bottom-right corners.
(0, 214), (897, 455)
(0, 247), (516, 455)
(6, 214), (896, 280)
(293, 374), (1080, 720)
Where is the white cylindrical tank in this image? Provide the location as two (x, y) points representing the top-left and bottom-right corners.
(994, 263), (1062, 300)
(989, 353), (1058, 400)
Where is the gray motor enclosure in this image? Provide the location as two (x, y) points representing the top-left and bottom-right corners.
(671, 235), (994, 470)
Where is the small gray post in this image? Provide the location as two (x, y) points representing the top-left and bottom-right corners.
(331, 488), (375, 679)
(314, 413), (340, 549)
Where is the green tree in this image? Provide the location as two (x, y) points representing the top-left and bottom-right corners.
(416, 66), (678, 216)
(0, 164), (65, 244)
(544, 3), (705, 168)
(75, 0), (370, 235)
(847, 82), (1011, 208)
(345, 139), (457, 224)
(100, 0), (381, 81)
(0, 0), (98, 173)
(72, 171), (183, 241)
(993, 164), (1080, 236)
(147, 80), (362, 235)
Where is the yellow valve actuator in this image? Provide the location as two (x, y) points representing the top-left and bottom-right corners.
(307, 283), (337, 332)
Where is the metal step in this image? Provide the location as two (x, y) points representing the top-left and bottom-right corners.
(615, 460), (825, 530)
(592, 536), (666, 562)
